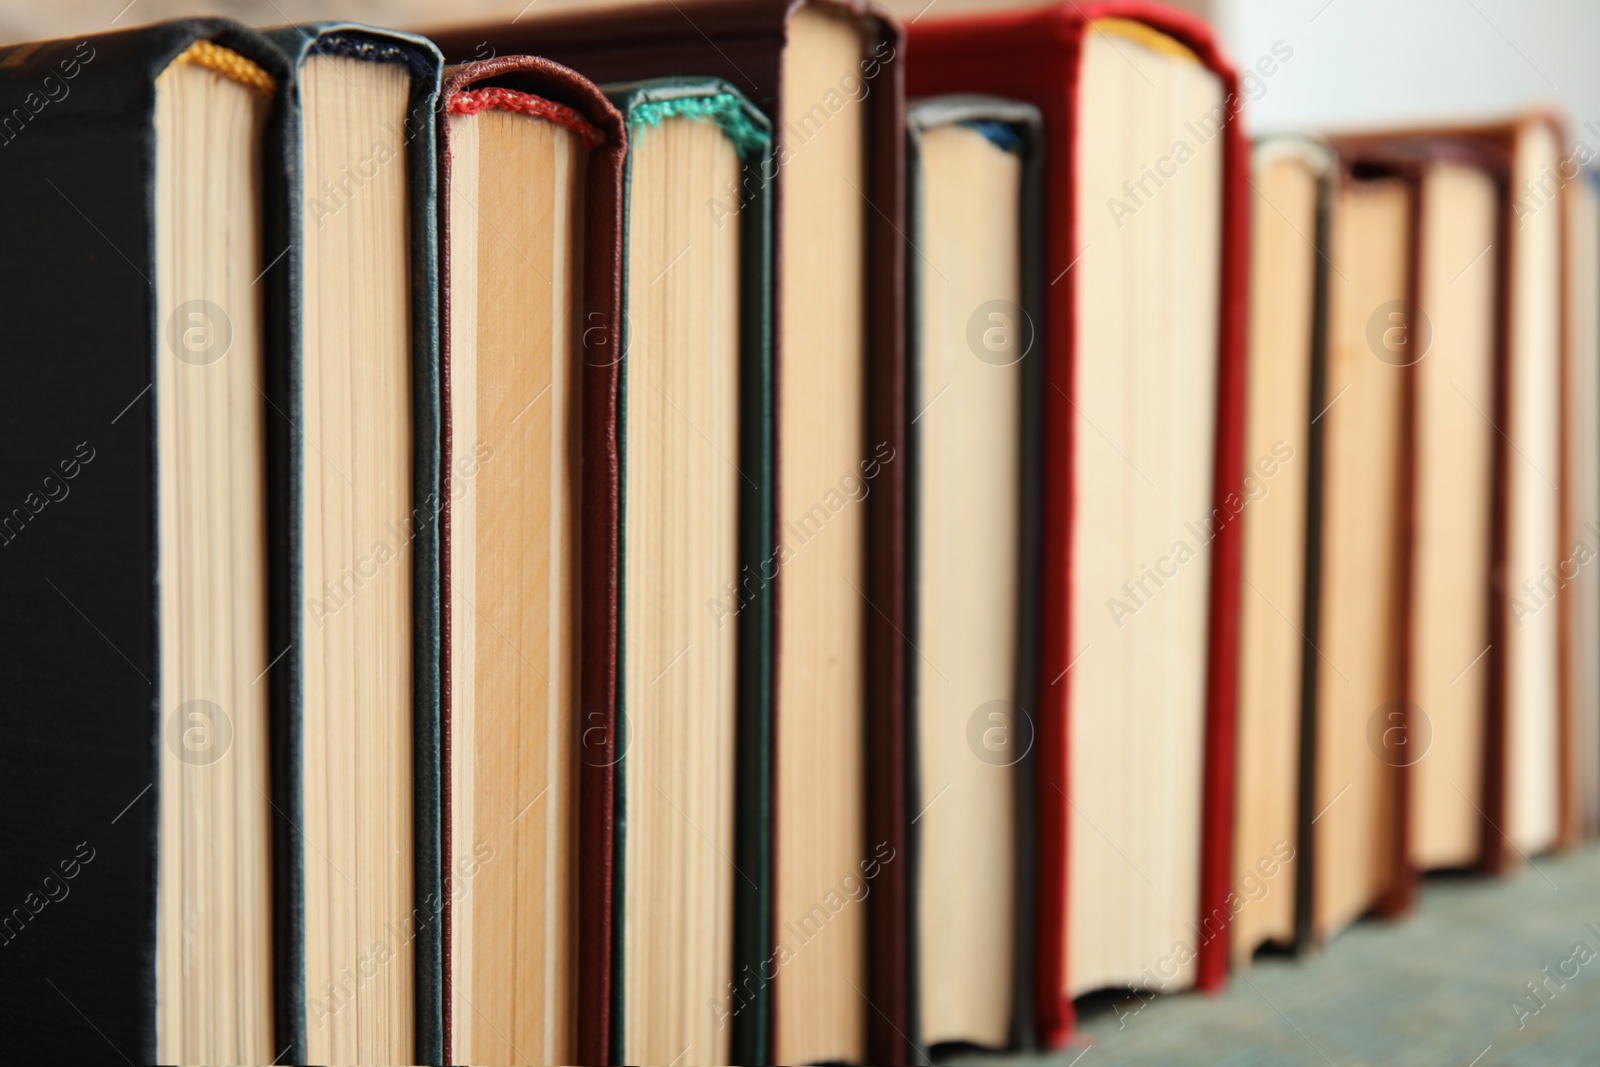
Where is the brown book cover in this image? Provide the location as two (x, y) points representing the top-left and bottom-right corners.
(431, 6), (908, 1064)
(1321, 137), (1427, 922)
(1405, 116), (1575, 869)
(1234, 136), (1334, 967)
(436, 55), (625, 1066)
(1317, 115), (1571, 922)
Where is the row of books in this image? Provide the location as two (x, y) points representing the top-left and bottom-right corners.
(1235, 121), (1600, 969)
(0, 2), (1593, 1066)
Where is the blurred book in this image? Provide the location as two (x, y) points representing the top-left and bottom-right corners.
(1239, 117), (1580, 958)
(907, 2), (1249, 1046)
(1233, 135), (1329, 965)
(1564, 167), (1600, 842)
(903, 94), (1042, 1053)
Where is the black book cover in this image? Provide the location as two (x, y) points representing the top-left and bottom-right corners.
(1294, 145), (1335, 958)
(262, 23), (444, 1066)
(0, 20), (291, 1063)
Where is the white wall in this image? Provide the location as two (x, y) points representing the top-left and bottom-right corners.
(1217, 0), (1600, 147)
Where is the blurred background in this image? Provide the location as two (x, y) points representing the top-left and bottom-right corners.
(7, 0), (1600, 139)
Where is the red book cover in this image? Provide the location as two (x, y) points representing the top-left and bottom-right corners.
(907, 2), (1248, 1047)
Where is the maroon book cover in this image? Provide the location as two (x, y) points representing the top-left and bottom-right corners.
(437, 56), (625, 1066)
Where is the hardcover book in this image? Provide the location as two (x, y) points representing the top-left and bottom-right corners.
(1568, 168), (1600, 841)
(1321, 119), (1570, 893)
(1306, 141), (1424, 941)
(1264, 118), (1569, 955)
(263, 23), (444, 1065)
(1232, 136), (1330, 965)
(0, 20), (288, 1065)
(1393, 141), (1503, 885)
(437, 54), (625, 1067)
(430, 5), (908, 1063)
(903, 94), (1043, 1053)
(601, 77), (773, 1067)
(908, 2), (1250, 1045)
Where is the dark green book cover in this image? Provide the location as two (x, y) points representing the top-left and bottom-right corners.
(262, 23), (443, 1066)
(605, 78), (775, 1067)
